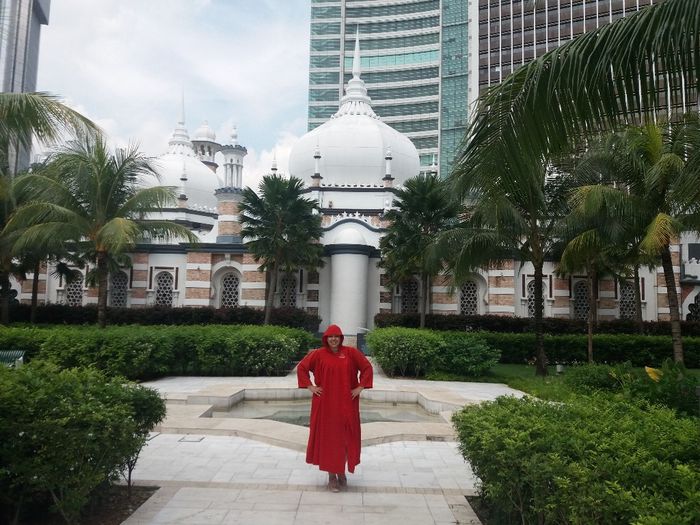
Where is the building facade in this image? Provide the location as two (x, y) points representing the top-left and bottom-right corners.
(0, 0), (51, 172)
(11, 42), (700, 339)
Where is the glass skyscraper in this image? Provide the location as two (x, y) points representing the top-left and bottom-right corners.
(307, 0), (469, 177)
(307, 1), (683, 179)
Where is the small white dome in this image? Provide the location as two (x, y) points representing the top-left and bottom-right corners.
(193, 121), (216, 142)
(153, 154), (223, 210)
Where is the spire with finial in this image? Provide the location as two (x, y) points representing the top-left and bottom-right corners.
(383, 146), (394, 186)
(271, 151), (278, 173)
(312, 142), (322, 186)
(332, 26), (378, 120)
(168, 88), (195, 156)
(231, 125), (239, 146)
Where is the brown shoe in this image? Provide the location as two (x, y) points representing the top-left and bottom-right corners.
(338, 474), (347, 489)
(328, 474), (340, 493)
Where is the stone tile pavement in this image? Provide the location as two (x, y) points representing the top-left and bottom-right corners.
(122, 366), (522, 523)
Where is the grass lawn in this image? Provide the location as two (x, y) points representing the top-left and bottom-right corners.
(428, 363), (700, 403)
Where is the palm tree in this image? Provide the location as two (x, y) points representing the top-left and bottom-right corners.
(451, 0), (699, 374)
(239, 174), (323, 324)
(0, 92), (97, 324)
(569, 117), (700, 365)
(380, 173), (457, 328)
(444, 159), (573, 376)
(8, 136), (198, 327)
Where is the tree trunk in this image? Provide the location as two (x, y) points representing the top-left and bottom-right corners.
(634, 266), (644, 334)
(97, 253), (109, 328)
(660, 245), (684, 364)
(419, 272), (426, 329)
(0, 271), (10, 325)
(586, 268), (595, 364)
(533, 261), (548, 376)
(264, 263), (278, 325)
(30, 260), (40, 324)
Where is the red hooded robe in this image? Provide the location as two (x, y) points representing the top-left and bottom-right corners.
(297, 324), (373, 473)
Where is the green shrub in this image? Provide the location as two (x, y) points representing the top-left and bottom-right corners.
(0, 324), (313, 380)
(453, 396), (700, 525)
(8, 304), (321, 331)
(0, 363), (165, 524)
(478, 331), (700, 367)
(613, 360), (700, 418)
(563, 363), (620, 393)
(437, 331), (500, 376)
(366, 327), (444, 377)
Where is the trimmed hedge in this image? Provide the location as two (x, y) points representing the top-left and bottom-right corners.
(0, 325), (315, 380)
(0, 363), (165, 523)
(453, 396), (700, 525)
(8, 304), (321, 332)
(366, 328), (500, 377)
(478, 332), (700, 368)
(375, 312), (700, 336)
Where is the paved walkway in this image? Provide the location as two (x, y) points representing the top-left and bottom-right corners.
(123, 365), (523, 524)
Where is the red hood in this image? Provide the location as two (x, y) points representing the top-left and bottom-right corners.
(322, 324), (344, 348)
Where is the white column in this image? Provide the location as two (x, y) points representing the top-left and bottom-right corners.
(330, 252), (368, 337)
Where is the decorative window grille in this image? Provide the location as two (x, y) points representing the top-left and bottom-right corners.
(687, 292), (700, 321)
(65, 275), (84, 307)
(220, 273), (241, 308)
(279, 274), (297, 308)
(573, 280), (590, 320)
(460, 281), (478, 315)
(401, 279), (419, 314)
(109, 271), (128, 307)
(619, 281), (636, 320)
(154, 272), (174, 307)
(526, 280), (537, 318)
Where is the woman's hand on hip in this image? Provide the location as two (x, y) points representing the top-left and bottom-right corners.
(308, 385), (322, 396)
(351, 386), (364, 399)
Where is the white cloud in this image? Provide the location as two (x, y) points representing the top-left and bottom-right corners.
(37, 0), (310, 158)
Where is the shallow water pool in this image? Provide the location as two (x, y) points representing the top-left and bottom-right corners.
(210, 399), (445, 427)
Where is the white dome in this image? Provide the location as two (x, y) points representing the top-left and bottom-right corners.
(289, 43), (419, 186)
(193, 121), (216, 142)
(153, 153), (222, 211)
(289, 114), (420, 187)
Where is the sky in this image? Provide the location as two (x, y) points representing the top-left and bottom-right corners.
(37, 0), (311, 190)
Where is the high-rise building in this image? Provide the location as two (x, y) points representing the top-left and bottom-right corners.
(308, 1), (679, 178)
(307, 0), (469, 177)
(0, 0), (51, 172)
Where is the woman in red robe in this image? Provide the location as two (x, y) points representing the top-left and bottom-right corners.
(297, 324), (373, 492)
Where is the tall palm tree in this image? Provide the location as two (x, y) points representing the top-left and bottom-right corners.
(8, 136), (198, 327)
(0, 92), (97, 324)
(380, 173), (457, 328)
(569, 117), (700, 364)
(239, 174), (323, 325)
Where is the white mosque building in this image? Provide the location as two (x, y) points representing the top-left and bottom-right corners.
(12, 41), (700, 337)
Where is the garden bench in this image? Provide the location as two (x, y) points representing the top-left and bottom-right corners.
(0, 350), (25, 368)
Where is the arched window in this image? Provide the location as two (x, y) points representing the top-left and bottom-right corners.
(65, 274), (84, 307)
(279, 274), (297, 308)
(460, 281), (478, 315)
(573, 280), (590, 320)
(220, 272), (241, 308)
(619, 281), (636, 320)
(526, 280), (537, 318)
(109, 271), (128, 307)
(400, 279), (419, 314)
(154, 272), (174, 307)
